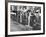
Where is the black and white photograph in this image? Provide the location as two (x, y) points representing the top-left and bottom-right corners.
(8, 2), (45, 35)
(10, 6), (41, 31)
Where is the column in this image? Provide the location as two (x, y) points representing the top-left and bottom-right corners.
(20, 12), (22, 23)
(28, 12), (32, 26)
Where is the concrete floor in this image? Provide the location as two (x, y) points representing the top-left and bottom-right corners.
(10, 20), (33, 32)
